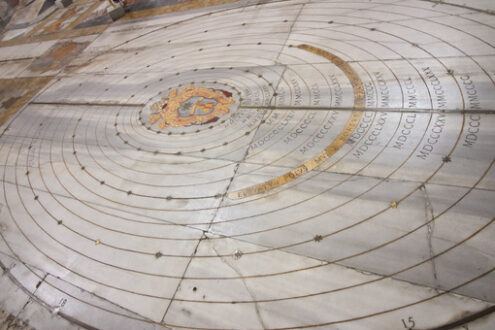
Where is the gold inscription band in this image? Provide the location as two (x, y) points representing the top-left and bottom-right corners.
(227, 44), (365, 200)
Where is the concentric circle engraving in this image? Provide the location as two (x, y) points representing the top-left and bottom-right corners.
(0, 0), (494, 329)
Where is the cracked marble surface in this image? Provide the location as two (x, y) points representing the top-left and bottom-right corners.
(0, 0), (494, 329)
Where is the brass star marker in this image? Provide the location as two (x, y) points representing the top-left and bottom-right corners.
(390, 201), (398, 208)
(233, 249), (243, 260)
(95, 239), (100, 245)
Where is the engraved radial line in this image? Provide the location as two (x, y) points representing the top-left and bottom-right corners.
(228, 44), (365, 200)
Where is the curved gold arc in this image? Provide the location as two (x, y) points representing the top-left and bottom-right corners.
(227, 44), (365, 200)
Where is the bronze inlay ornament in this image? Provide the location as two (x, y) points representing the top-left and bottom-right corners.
(149, 85), (235, 129)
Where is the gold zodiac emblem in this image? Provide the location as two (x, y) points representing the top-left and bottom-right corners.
(149, 86), (235, 129)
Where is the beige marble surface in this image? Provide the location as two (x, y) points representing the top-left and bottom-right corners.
(0, 0), (494, 329)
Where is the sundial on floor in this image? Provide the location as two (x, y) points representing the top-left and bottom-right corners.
(0, 0), (494, 329)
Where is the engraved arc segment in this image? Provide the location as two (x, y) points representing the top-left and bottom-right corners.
(227, 44), (365, 200)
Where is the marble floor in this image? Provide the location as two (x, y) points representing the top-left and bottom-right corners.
(0, 0), (494, 329)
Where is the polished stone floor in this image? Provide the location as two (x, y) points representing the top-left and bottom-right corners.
(0, 0), (494, 329)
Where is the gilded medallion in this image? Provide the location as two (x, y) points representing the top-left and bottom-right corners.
(148, 85), (235, 129)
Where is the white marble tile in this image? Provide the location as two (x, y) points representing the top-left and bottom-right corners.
(0, 40), (58, 61)
(1, 0), (495, 328)
(0, 59), (33, 78)
(164, 234), (491, 329)
(440, 0), (495, 12)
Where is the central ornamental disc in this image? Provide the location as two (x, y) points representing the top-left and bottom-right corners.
(146, 85), (236, 130)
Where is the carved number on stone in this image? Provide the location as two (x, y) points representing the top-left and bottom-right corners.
(59, 298), (67, 307)
(401, 316), (415, 329)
